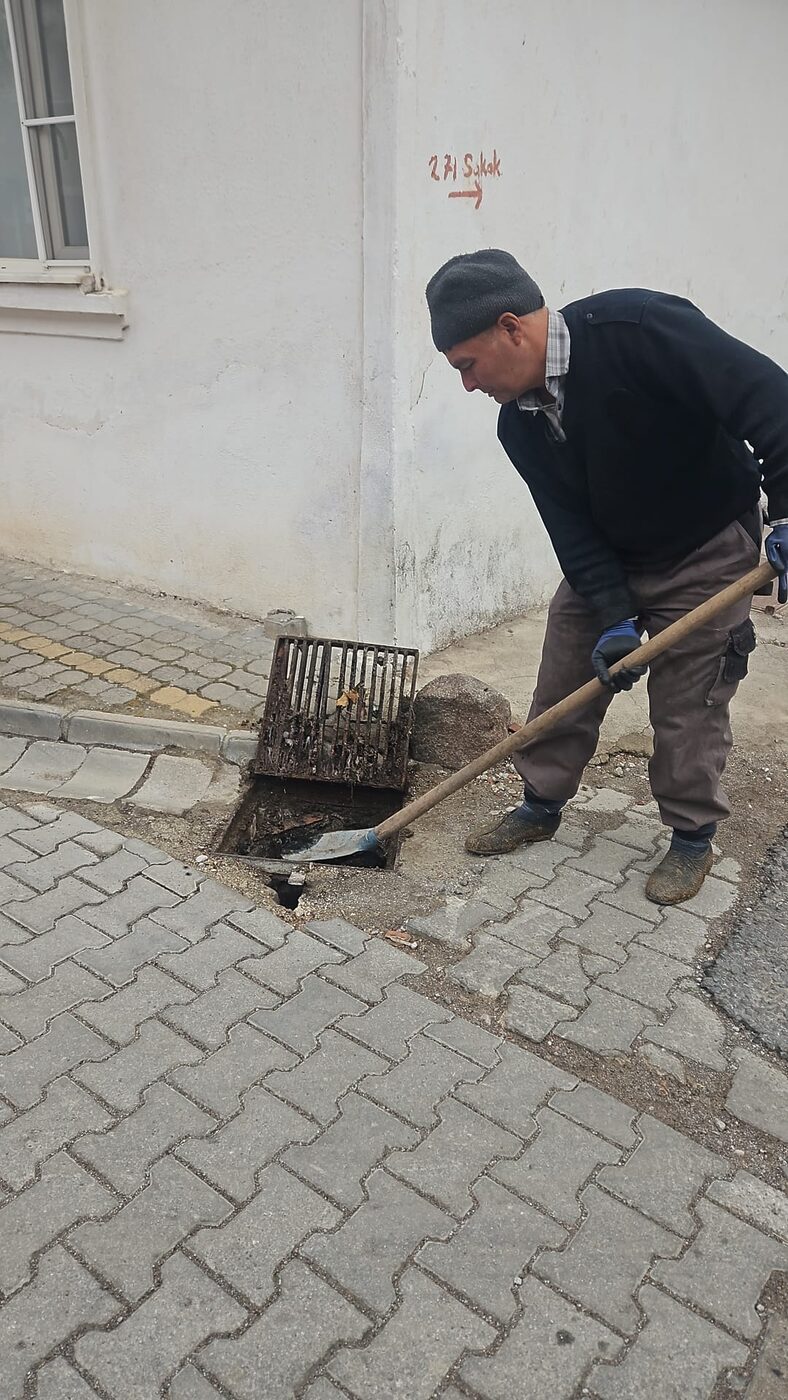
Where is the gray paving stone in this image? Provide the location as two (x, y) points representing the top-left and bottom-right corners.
(224, 904), (290, 948)
(599, 1114), (726, 1235)
(144, 858), (203, 896)
(0, 914), (109, 981)
(151, 880), (253, 943)
(266, 1029), (387, 1124)
(129, 754), (214, 814)
(360, 1032), (485, 1128)
(241, 928), (346, 995)
(77, 966), (196, 1045)
(532, 867), (616, 919)
(321, 941), (426, 1002)
(301, 1382), (346, 1400)
(598, 944), (688, 1013)
(599, 874), (664, 923)
(422, 1016), (503, 1067)
(635, 906), (709, 963)
(652, 1198), (788, 1338)
(79, 875), (181, 937)
(461, 1273), (621, 1400)
(14, 809), (99, 853)
(590, 1282), (748, 1400)
(492, 1107), (622, 1223)
(536, 1184), (683, 1331)
(70, 1156), (231, 1303)
(726, 1050), (788, 1144)
(421, 1174), (567, 1320)
(0, 736), (29, 774)
(4, 876), (105, 932)
(0, 1151), (114, 1294)
(406, 897), (503, 947)
(505, 983), (578, 1040)
(338, 984), (452, 1059)
(249, 974), (366, 1055)
(644, 991), (728, 1071)
(303, 1166), (453, 1312)
(503, 838), (579, 879)
(72, 1082), (215, 1195)
(177, 1084), (316, 1201)
(75, 918), (189, 985)
(0, 1012), (112, 1108)
(0, 835), (37, 874)
(1, 1247), (119, 1399)
(449, 932), (539, 998)
(386, 1097), (521, 1217)
(485, 899), (572, 956)
(602, 817), (663, 852)
(76, 1251), (246, 1399)
(78, 847), (151, 894)
(0, 807), (38, 838)
(561, 904), (650, 962)
(283, 1091), (419, 1210)
(0, 961), (108, 1038)
(679, 872), (739, 918)
(744, 1314), (788, 1400)
(707, 1169), (788, 1242)
(74, 828), (125, 857)
(329, 1266), (495, 1399)
(458, 1042), (576, 1137)
(473, 858), (548, 912)
(167, 1365), (225, 1400)
(55, 748), (150, 803)
(556, 986), (655, 1056)
(73, 1020), (203, 1111)
(518, 941), (592, 1008)
(0, 740), (87, 794)
(638, 1043), (688, 1082)
(0, 1075), (113, 1189)
(300, 917), (366, 957)
(169, 1022), (296, 1117)
(162, 968), (278, 1049)
(567, 836), (643, 885)
(202, 1258), (368, 1400)
(34, 1357), (104, 1399)
(156, 922), (267, 989)
(189, 1161), (338, 1305)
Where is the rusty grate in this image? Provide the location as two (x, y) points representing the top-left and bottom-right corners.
(254, 636), (419, 790)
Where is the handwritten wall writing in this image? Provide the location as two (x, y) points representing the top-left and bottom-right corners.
(427, 149), (502, 209)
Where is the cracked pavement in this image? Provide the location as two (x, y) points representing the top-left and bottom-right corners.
(0, 795), (786, 1398)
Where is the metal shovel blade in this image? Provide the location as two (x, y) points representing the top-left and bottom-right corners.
(280, 826), (382, 863)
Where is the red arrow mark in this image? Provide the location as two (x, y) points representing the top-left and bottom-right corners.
(448, 178), (483, 210)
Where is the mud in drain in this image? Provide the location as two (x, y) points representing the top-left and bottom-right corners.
(216, 776), (404, 881)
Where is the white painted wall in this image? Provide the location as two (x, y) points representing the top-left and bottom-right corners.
(1, 0), (787, 655)
(386, 0), (788, 652)
(0, 0), (364, 635)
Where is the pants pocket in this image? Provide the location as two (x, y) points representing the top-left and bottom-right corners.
(704, 618), (757, 706)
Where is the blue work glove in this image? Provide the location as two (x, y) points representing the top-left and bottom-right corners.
(592, 619), (647, 692)
(765, 521), (788, 605)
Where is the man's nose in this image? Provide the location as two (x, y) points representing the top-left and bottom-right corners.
(461, 371), (478, 392)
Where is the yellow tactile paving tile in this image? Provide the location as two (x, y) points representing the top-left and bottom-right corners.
(0, 624), (218, 715)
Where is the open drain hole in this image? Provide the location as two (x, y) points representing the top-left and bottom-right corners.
(216, 776), (404, 880)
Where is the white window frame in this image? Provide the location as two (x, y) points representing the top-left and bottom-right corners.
(1, 0), (94, 285)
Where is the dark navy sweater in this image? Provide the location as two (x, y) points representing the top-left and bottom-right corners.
(497, 288), (788, 627)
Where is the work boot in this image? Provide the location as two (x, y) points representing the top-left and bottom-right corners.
(645, 844), (713, 905)
(465, 806), (561, 856)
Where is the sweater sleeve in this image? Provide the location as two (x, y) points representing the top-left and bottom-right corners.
(638, 294), (788, 519)
(526, 479), (637, 628)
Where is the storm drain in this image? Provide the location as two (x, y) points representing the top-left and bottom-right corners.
(217, 635), (418, 882)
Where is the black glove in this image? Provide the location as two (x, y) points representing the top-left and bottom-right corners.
(592, 619), (647, 692)
(765, 522), (788, 605)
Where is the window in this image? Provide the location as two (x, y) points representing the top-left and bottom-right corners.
(0, 0), (89, 270)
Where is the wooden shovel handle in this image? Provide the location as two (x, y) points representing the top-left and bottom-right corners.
(374, 559), (774, 842)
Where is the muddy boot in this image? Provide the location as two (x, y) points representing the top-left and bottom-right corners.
(645, 842), (713, 905)
(465, 806), (561, 856)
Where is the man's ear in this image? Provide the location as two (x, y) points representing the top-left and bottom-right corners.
(498, 312), (523, 343)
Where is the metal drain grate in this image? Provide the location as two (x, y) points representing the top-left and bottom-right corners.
(254, 636), (419, 790)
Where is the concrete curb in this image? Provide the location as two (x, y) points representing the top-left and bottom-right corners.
(0, 699), (258, 766)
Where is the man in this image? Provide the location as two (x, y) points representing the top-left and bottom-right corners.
(425, 250), (788, 904)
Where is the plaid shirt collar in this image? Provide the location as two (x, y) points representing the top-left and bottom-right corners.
(516, 308), (571, 418)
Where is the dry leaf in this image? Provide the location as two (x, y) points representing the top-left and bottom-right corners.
(336, 687), (360, 709)
(383, 929), (417, 948)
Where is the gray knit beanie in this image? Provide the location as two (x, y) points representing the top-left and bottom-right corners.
(426, 249), (544, 351)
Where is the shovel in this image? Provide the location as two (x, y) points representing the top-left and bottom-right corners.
(282, 559), (775, 863)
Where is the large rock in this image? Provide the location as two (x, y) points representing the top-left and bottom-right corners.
(412, 674), (511, 769)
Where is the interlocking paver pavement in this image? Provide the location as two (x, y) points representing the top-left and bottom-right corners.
(0, 796), (785, 1399)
